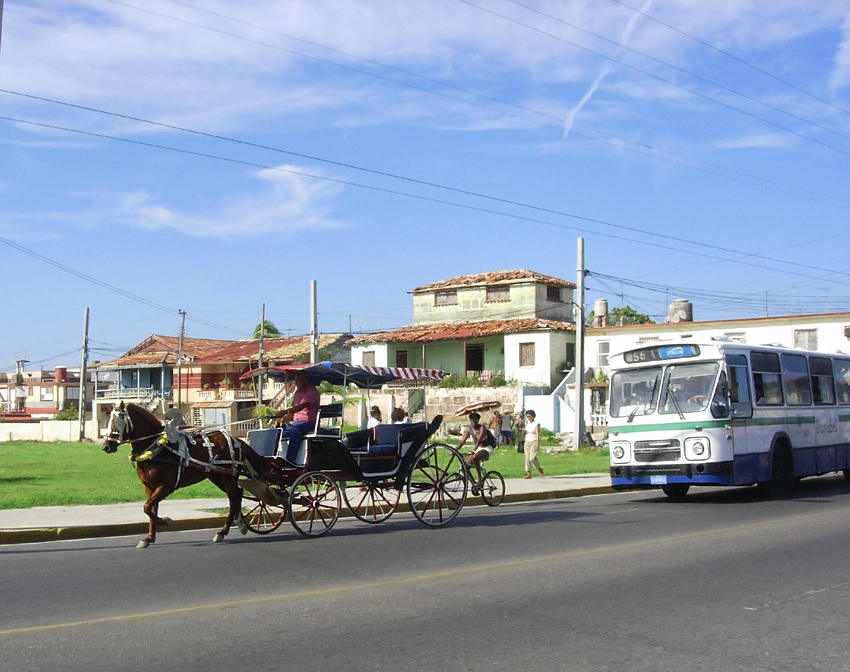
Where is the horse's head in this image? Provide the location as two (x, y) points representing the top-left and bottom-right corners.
(102, 402), (133, 453)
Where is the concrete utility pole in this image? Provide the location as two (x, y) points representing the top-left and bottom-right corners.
(574, 238), (586, 448)
(310, 281), (319, 363)
(78, 307), (89, 441)
(0, 0), (5, 63)
(258, 303), (265, 405)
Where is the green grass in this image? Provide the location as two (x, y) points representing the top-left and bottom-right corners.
(0, 440), (610, 510)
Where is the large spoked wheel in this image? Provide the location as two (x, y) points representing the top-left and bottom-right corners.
(239, 480), (287, 534)
(481, 470), (505, 506)
(342, 480), (401, 524)
(406, 443), (467, 527)
(288, 472), (341, 538)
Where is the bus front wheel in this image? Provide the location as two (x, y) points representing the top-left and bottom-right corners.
(661, 483), (690, 501)
(758, 445), (794, 497)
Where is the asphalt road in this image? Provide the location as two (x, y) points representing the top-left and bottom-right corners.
(4, 476), (850, 672)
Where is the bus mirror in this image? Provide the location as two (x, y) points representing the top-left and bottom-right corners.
(710, 398), (729, 418)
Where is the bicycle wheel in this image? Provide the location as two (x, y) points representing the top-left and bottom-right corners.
(481, 470), (505, 506)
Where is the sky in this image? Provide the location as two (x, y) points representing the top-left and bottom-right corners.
(2, 0), (850, 372)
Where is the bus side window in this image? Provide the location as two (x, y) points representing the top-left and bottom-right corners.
(726, 355), (753, 418)
(833, 359), (850, 405)
(751, 352), (783, 406)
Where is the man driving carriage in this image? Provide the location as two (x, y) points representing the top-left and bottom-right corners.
(274, 370), (320, 453)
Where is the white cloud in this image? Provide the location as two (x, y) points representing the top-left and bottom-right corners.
(713, 133), (793, 150)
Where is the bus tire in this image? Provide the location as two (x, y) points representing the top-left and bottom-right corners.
(843, 469), (850, 485)
(661, 483), (690, 501)
(758, 443), (794, 497)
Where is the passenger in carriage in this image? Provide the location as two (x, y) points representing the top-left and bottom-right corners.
(275, 371), (321, 456)
(367, 405), (382, 429)
(391, 407), (411, 424)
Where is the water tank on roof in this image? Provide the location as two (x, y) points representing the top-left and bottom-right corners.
(55, 367), (67, 382)
(667, 299), (694, 323)
(593, 299), (609, 327)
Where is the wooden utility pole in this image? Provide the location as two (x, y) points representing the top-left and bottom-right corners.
(78, 307), (89, 441)
(177, 310), (186, 407)
(574, 238), (586, 448)
(310, 281), (319, 363)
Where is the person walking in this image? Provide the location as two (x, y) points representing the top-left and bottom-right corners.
(513, 409), (526, 454)
(523, 409), (544, 479)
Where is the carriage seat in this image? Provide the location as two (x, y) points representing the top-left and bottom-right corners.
(343, 423), (428, 457)
(246, 427), (307, 468)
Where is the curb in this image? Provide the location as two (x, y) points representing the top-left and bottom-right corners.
(0, 486), (615, 546)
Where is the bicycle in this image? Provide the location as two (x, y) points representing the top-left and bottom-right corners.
(448, 452), (505, 506)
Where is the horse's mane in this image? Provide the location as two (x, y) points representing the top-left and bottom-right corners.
(126, 403), (165, 432)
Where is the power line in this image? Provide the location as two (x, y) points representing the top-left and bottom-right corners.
(4, 112), (850, 289)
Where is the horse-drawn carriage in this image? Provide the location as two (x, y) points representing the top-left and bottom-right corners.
(103, 362), (469, 547)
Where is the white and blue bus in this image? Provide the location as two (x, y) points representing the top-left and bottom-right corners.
(607, 340), (850, 499)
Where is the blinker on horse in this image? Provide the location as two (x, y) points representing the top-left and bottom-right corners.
(102, 402), (269, 548)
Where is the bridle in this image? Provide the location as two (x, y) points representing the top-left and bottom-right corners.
(103, 406), (163, 453)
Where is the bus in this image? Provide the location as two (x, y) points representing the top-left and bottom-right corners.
(607, 340), (850, 499)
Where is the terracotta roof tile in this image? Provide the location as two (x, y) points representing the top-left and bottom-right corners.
(411, 269), (575, 293)
(350, 318), (574, 344)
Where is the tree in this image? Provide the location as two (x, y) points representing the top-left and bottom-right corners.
(609, 306), (654, 325)
(253, 320), (281, 339)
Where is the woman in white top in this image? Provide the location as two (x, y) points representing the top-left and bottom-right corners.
(367, 405), (382, 429)
(523, 409), (544, 479)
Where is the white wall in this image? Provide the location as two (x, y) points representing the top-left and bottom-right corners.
(0, 420), (100, 442)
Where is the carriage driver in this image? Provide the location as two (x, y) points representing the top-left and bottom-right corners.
(275, 371), (321, 454)
(455, 412), (497, 492)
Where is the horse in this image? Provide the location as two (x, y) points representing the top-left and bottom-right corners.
(102, 402), (270, 548)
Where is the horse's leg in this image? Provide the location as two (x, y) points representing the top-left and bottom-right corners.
(137, 466), (175, 549)
(213, 475), (243, 542)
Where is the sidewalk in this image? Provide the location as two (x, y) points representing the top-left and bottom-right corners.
(0, 473), (614, 545)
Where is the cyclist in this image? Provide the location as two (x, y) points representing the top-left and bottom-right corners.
(456, 412), (497, 492)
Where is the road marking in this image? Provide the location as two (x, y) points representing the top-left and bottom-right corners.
(744, 579), (850, 612)
(0, 508), (841, 637)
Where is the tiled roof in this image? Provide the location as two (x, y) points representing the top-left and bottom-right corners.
(194, 334), (350, 364)
(411, 269), (575, 293)
(350, 318), (575, 344)
(93, 334), (233, 368)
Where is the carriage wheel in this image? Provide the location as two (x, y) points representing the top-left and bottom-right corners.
(342, 480), (401, 524)
(288, 472), (341, 538)
(240, 485), (287, 534)
(406, 443), (467, 527)
(481, 470), (505, 507)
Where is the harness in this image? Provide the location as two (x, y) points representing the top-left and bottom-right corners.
(107, 408), (247, 489)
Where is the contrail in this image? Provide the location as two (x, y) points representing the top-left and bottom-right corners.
(563, 0), (652, 140)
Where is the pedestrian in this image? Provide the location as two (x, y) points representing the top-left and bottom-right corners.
(500, 410), (513, 446)
(489, 411), (502, 446)
(523, 409), (544, 479)
(513, 410), (525, 454)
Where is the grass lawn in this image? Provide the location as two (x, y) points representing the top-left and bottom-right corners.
(0, 440), (610, 510)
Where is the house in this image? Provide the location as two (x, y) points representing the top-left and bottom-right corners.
(350, 269), (577, 388)
(91, 332), (351, 435)
(0, 359), (93, 419)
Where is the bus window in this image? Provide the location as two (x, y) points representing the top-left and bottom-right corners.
(834, 359), (850, 405)
(726, 354), (752, 418)
(609, 368), (661, 418)
(751, 351), (783, 405)
(659, 362), (718, 414)
(809, 356), (835, 405)
(781, 354), (812, 406)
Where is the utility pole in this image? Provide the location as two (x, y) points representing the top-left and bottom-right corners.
(574, 238), (586, 449)
(310, 280), (319, 363)
(258, 303), (265, 406)
(78, 307), (89, 441)
(0, 0), (5, 63)
(177, 309), (186, 407)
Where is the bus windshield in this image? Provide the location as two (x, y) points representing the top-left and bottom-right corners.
(659, 362), (720, 414)
(609, 367), (661, 419)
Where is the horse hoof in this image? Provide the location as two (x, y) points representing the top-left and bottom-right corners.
(137, 540), (150, 549)
(213, 533), (224, 543)
(237, 518), (248, 535)
(162, 517), (173, 526)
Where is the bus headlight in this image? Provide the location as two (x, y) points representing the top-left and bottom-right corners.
(610, 442), (629, 463)
(684, 437), (710, 461)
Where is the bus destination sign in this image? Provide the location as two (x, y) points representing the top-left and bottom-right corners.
(622, 344), (701, 364)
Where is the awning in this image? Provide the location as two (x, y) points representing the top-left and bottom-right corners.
(241, 361), (445, 389)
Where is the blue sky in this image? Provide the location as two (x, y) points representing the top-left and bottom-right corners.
(2, 0), (850, 371)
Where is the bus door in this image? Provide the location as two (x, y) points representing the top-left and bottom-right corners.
(726, 355), (754, 482)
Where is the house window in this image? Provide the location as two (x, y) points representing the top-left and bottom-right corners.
(794, 329), (817, 351)
(598, 341), (610, 368)
(724, 332), (747, 343)
(395, 350), (408, 367)
(486, 285), (510, 302)
(362, 351), (376, 366)
(435, 290), (457, 306)
(547, 285), (562, 302)
(40, 387), (54, 402)
(520, 342), (535, 367)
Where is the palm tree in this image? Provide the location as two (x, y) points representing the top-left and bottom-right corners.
(253, 320), (281, 339)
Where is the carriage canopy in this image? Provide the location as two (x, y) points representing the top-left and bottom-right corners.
(241, 361), (446, 390)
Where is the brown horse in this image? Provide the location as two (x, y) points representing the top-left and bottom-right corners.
(102, 402), (269, 548)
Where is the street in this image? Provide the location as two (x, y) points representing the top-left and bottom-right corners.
(4, 476), (850, 671)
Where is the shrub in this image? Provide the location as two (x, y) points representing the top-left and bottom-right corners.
(54, 405), (78, 421)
